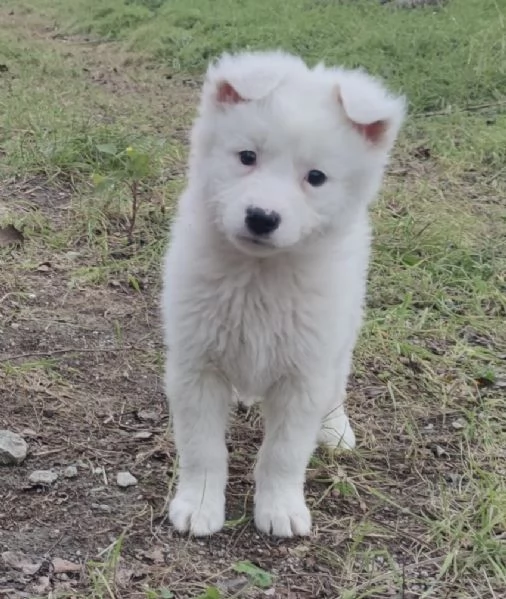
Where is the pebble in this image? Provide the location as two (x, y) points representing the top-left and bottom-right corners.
(63, 465), (78, 478)
(29, 470), (58, 485)
(218, 577), (249, 594)
(133, 431), (152, 440)
(116, 471), (138, 488)
(0, 430), (28, 465)
(91, 503), (112, 513)
(137, 409), (159, 421)
(432, 445), (447, 458)
(451, 418), (465, 430)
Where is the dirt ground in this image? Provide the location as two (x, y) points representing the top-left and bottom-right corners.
(1, 7), (505, 599)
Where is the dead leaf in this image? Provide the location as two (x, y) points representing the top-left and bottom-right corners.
(138, 546), (165, 564)
(0, 224), (24, 247)
(2, 550), (41, 575)
(289, 544), (310, 558)
(115, 565), (134, 588)
(52, 557), (82, 573)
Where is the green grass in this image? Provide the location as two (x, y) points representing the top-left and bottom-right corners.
(11, 0), (506, 113)
(1, 0), (505, 598)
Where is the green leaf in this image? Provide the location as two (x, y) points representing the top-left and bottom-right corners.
(91, 173), (114, 191)
(333, 480), (355, 497)
(159, 589), (174, 599)
(128, 275), (141, 292)
(195, 587), (221, 599)
(127, 152), (150, 178)
(401, 253), (422, 266)
(96, 143), (118, 156)
(233, 560), (273, 588)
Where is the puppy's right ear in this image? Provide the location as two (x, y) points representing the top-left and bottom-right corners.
(215, 81), (245, 105)
(203, 51), (307, 110)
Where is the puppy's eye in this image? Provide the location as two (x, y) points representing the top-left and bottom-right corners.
(238, 150), (257, 166)
(306, 169), (327, 187)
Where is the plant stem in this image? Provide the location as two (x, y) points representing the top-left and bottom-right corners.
(128, 179), (139, 243)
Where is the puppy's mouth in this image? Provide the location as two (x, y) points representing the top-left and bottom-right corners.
(232, 234), (279, 256)
(237, 235), (274, 248)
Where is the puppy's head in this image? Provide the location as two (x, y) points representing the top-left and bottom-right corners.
(190, 51), (405, 257)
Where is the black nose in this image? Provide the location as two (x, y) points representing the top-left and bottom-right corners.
(245, 206), (281, 236)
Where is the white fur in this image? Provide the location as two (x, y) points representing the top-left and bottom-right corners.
(162, 50), (405, 537)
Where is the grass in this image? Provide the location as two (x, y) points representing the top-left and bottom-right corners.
(0, 0), (505, 598)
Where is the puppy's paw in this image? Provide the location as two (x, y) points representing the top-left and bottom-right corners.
(318, 413), (356, 450)
(255, 489), (311, 537)
(169, 489), (225, 536)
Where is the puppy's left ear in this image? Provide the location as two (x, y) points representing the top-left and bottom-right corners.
(335, 70), (406, 148)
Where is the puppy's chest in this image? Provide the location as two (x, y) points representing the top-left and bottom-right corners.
(201, 275), (322, 394)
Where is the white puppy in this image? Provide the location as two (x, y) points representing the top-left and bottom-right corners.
(161, 51), (405, 537)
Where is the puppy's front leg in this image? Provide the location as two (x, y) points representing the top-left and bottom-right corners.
(254, 377), (325, 537)
(167, 366), (230, 536)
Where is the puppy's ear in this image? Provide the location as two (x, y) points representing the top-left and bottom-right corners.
(215, 81), (245, 105)
(204, 51), (307, 108)
(335, 70), (406, 147)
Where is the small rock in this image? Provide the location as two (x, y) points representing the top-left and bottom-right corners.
(445, 472), (460, 484)
(495, 376), (506, 388)
(29, 470), (58, 485)
(63, 465), (78, 478)
(136, 409), (159, 421)
(36, 262), (51, 273)
(391, 0), (445, 7)
(116, 471), (138, 487)
(91, 503), (112, 513)
(133, 431), (152, 440)
(0, 430), (28, 465)
(218, 577), (249, 594)
(451, 418), (465, 430)
(21, 428), (38, 438)
(432, 445), (447, 458)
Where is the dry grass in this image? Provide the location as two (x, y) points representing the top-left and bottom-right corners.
(1, 2), (505, 598)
